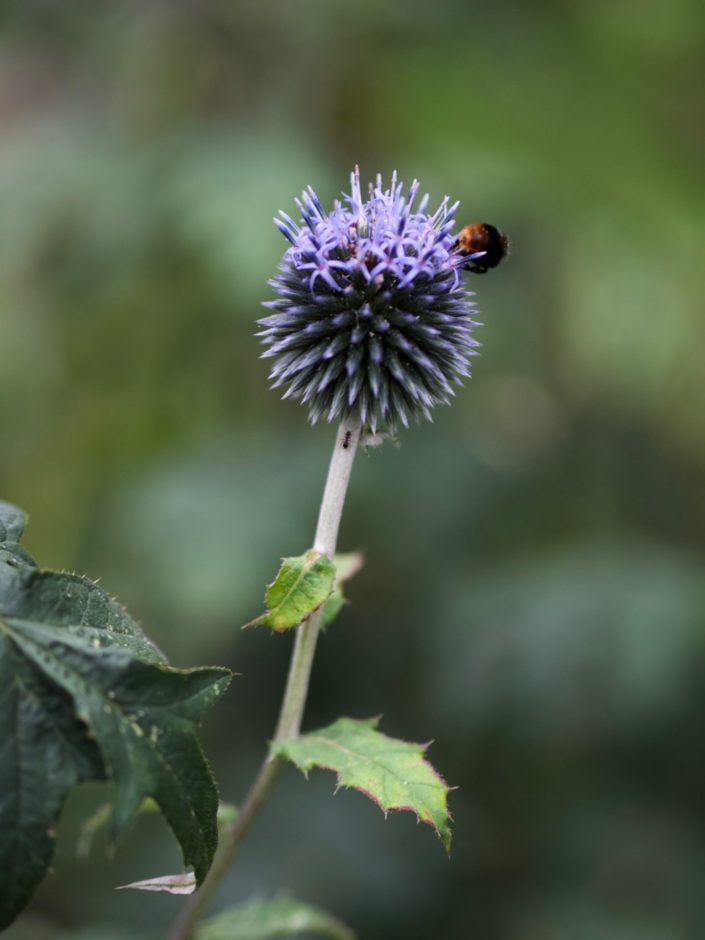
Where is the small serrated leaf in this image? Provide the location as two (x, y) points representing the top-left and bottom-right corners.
(272, 717), (452, 851)
(195, 895), (356, 940)
(246, 549), (336, 631)
(321, 589), (345, 626)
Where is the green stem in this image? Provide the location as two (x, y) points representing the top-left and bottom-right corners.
(166, 419), (362, 940)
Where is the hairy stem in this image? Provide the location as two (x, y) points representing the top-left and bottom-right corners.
(166, 419), (362, 940)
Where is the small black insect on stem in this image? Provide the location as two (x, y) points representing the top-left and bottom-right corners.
(342, 430), (352, 449)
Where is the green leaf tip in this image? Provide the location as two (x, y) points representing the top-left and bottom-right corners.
(246, 549), (336, 631)
(272, 716), (453, 852)
(0, 503), (231, 929)
(195, 895), (356, 940)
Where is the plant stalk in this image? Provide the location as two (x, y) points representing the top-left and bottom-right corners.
(166, 419), (362, 940)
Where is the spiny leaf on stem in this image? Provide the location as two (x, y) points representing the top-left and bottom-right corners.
(245, 549), (336, 632)
(272, 716), (453, 851)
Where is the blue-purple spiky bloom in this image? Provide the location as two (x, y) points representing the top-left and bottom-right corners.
(258, 168), (482, 432)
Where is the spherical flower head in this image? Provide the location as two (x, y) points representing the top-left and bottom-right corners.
(258, 168), (482, 432)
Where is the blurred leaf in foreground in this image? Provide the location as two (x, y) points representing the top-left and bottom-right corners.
(195, 896), (355, 940)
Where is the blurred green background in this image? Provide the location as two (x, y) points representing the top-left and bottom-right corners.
(2, 1), (705, 938)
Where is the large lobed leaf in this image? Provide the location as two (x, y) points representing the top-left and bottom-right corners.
(195, 896), (355, 940)
(272, 717), (452, 851)
(0, 502), (231, 930)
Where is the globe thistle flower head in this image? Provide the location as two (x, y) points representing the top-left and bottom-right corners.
(259, 167), (482, 432)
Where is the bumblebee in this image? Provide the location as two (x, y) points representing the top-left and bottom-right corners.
(452, 223), (509, 274)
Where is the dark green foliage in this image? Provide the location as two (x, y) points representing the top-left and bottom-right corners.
(0, 503), (230, 930)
